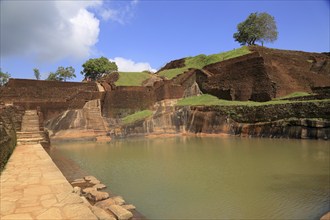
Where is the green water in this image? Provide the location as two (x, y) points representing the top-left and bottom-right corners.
(52, 137), (330, 219)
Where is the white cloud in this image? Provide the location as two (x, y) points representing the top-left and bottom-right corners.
(111, 57), (157, 72)
(0, 0), (138, 62)
(0, 1), (100, 62)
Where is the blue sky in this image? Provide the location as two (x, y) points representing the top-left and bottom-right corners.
(1, 0), (329, 81)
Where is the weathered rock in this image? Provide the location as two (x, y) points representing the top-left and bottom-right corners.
(72, 186), (81, 195)
(71, 178), (86, 185)
(90, 206), (117, 220)
(95, 198), (116, 209)
(108, 205), (133, 220)
(84, 176), (98, 181)
(90, 179), (101, 185)
(87, 191), (110, 202)
(320, 211), (330, 220)
(82, 187), (96, 194)
(112, 196), (125, 205)
(84, 176), (101, 185)
(93, 183), (107, 190)
(122, 204), (136, 210)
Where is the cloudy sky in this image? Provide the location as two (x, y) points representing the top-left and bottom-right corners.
(1, 0), (329, 81)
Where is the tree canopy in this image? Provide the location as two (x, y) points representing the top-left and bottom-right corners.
(81, 57), (118, 81)
(0, 69), (10, 86)
(46, 66), (76, 81)
(33, 68), (41, 80)
(233, 12), (278, 46)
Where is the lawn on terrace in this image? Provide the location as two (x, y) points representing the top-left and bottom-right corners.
(115, 72), (152, 86)
(157, 46), (251, 79)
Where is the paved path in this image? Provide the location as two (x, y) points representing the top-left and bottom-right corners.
(0, 144), (98, 220)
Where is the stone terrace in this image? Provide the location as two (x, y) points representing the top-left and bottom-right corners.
(0, 144), (98, 220)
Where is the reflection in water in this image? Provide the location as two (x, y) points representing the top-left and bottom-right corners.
(52, 137), (330, 219)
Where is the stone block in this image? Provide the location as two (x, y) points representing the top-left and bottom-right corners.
(90, 206), (116, 220)
(108, 205), (133, 220)
(95, 198), (116, 209)
(87, 191), (110, 202)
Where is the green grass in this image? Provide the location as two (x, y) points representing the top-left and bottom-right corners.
(158, 46), (251, 79)
(274, 92), (312, 100)
(121, 110), (153, 125)
(115, 72), (152, 86)
(177, 94), (329, 107)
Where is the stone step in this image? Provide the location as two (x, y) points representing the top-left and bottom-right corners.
(17, 132), (44, 139)
(17, 137), (44, 143)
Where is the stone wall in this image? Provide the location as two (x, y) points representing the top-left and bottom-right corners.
(0, 105), (24, 171)
(0, 79), (101, 121)
(102, 81), (186, 118)
(199, 53), (274, 101)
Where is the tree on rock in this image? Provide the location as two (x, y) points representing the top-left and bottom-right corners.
(233, 12), (278, 46)
(81, 57), (118, 81)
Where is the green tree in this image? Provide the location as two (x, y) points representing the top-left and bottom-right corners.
(233, 12), (278, 46)
(81, 57), (118, 81)
(46, 66), (76, 81)
(33, 68), (41, 80)
(0, 69), (10, 86)
(55, 66), (76, 82)
(46, 72), (60, 81)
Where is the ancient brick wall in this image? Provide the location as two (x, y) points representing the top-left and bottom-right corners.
(250, 46), (330, 97)
(102, 86), (156, 118)
(200, 53), (274, 101)
(0, 79), (101, 121)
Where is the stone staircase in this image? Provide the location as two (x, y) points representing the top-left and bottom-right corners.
(17, 110), (48, 145)
(84, 100), (108, 136)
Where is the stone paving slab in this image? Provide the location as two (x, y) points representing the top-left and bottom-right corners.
(0, 144), (98, 220)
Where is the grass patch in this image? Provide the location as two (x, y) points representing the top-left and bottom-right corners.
(121, 110), (153, 125)
(274, 92), (312, 100)
(115, 72), (152, 86)
(177, 94), (329, 107)
(158, 46), (251, 79)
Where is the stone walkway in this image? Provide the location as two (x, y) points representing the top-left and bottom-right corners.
(0, 144), (98, 220)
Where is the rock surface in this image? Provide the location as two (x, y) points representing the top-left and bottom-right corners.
(87, 191), (110, 202)
(91, 206), (117, 220)
(95, 198), (116, 209)
(108, 205), (133, 220)
(93, 183), (107, 190)
(320, 212), (330, 220)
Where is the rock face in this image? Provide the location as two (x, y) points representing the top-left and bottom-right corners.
(116, 100), (330, 140)
(0, 105), (24, 171)
(159, 46), (330, 102)
(45, 99), (109, 141)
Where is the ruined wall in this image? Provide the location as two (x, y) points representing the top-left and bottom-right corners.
(102, 80), (186, 118)
(102, 86), (156, 118)
(199, 53), (274, 101)
(0, 105), (24, 171)
(0, 79), (100, 121)
(250, 46), (330, 97)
